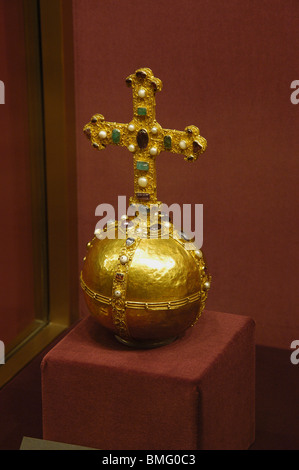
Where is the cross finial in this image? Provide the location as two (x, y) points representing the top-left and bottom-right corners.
(83, 67), (207, 206)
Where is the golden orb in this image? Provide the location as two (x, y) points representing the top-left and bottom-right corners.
(81, 220), (211, 348)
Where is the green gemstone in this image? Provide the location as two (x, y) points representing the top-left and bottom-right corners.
(137, 107), (147, 116)
(136, 161), (149, 171)
(164, 135), (172, 149)
(112, 128), (120, 143)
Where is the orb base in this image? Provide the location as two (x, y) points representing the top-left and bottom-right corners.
(114, 335), (177, 349)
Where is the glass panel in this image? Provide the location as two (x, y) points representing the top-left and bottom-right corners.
(0, 0), (48, 355)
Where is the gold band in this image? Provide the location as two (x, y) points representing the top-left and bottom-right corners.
(80, 272), (202, 311)
(110, 238), (141, 338)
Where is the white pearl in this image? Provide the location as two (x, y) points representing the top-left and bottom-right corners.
(151, 127), (158, 134)
(120, 214), (128, 220)
(164, 221), (171, 228)
(128, 124), (135, 132)
(150, 147), (157, 156)
(204, 281), (210, 290)
(99, 130), (107, 139)
(138, 88), (146, 98)
(195, 250), (202, 258)
(120, 255), (128, 264)
(128, 144), (135, 152)
(114, 290), (122, 298)
(138, 177), (148, 188)
(179, 140), (187, 150)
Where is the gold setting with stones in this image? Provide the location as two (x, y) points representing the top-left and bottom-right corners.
(81, 68), (211, 348)
(83, 67), (207, 206)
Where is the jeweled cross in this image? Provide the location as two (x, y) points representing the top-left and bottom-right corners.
(83, 67), (207, 206)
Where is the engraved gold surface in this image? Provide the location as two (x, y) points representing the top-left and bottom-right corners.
(81, 68), (211, 347)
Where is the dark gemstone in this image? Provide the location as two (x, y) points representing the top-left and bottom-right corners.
(91, 116), (97, 123)
(115, 273), (124, 281)
(187, 128), (193, 134)
(137, 129), (149, 149)
(84, 127), (91, 139)
(187, 155), (194, 161)
(150, 224), (161, 232)
(164, 135), (172, 149)
(93, 142), (99, 148)
(126, 237), (135, 246)
(151, 81), (157, 92)
(193, 140), (203, 154)
(136, 192), (150, 201)
(138, 205), (150, 215)
(136, 70), (147, 79)
(125, 78), (132, 87)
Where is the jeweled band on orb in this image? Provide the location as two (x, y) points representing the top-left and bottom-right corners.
(80, 272), (204, 311)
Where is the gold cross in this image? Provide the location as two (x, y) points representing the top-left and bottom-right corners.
(83, 67), (207, 206)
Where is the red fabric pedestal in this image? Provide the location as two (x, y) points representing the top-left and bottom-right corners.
(41, 311), (255, 450)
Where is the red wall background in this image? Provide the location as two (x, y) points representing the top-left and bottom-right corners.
(73, 0), (299, 348)
(0, 0), (35, 345)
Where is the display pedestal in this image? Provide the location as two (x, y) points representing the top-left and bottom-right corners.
(41, 311), (255, 450)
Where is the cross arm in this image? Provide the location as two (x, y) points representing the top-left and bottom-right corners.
(160, 125), (207, 162)
(83, 114), (132, 151)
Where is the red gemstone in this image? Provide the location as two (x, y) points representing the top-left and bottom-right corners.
(137, 129), (149, 149)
